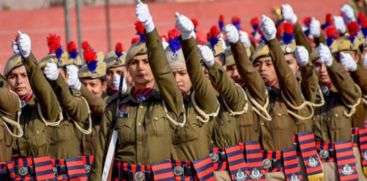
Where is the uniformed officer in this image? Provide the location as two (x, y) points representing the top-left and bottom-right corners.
(89, 1), (184, 179)
(170, 13), (219, 162)
(6, 32), (63, 158)
(0, 74), (22, 179)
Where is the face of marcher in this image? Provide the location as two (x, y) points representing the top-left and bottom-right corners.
(106, 66), (126, 91)
(226, 64), (243, 84)
(128, 54), (154, 88)
(7, 65), (32, 97)
(171, 69), (192, 95)
(253, 56), (277, 86)
(285, 54), (299, 76)
(313, 60), (331, 84)
(81, 78), (107, 97)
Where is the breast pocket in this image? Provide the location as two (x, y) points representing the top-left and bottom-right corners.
(28, 121), (48, 148)
(328, 106), (350, 130)
(115, 117), (135, 145)
(270, 107), (293, 130)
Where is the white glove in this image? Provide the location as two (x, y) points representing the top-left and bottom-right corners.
(341, 4), (356, 23)
(198, 45), (215, 67)
(136, 0), (155, 33)
(223, 24), (239, 44)
(16, 31), (31, 58)
(317, 44), (333, 67)
(239, 31), (251, 48)
(334, 16), (346, 34)
(175, 12), (195, 40)
(44, 62), (59, 81)
(113, 74), (128, 94)
(340, 52), (357, 71)
(281, 4), (298, 24)
(162, 39), (169, 49)
(310, 18), (321, 38)
(294, 46), (309, 67)
(12, 41), (19, 54)
(362, 53), (367, 68)
(260, 15), (277, 41)
(66, 65), (81, 90)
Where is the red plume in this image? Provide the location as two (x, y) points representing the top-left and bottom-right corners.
(168, 28), (181, 40)
(251, 17), (260, 27)
(67, 41), (77, 52)
(347, 21), (359, 37)
(209, 25), (220, 38)
(326, 25), (339, 38)
(115, 42), (123, 53)
(82, 41), (90, 50)
(47, 34), (61, 54)
(191, 18), (198, 29)
(325, 13), (333, 24)
(135, 21), (145, 34)
(283, 22), (294, 34)
(231, 16), (241, 24)
(303, 17), (312, 26)
(131, 37), (140, 45)
(219, 14), (224, 22)
(83, 48), (97, 64)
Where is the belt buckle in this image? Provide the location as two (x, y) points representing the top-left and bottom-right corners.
(134, 171), (145, 181)
(209, 153), (219, 163)
(263, 159), (272, 169)
(319, 149), (329, 159)
(307, 156), (320, 167)
(173, 166), (184, 176)
(18, 166), (28, 177)
(290, 173), (301, 181)
(235, 169), (247, 181)
(84, 164), (91, 174)
(249, 168), (263, 179)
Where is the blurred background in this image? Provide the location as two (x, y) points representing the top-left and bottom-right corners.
(0, 0), (351, 71)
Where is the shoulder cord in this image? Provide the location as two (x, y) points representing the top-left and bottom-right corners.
(162, 100), (186, 127)
(222, 85), (249, 117)
(246, 88), (272, 121)
(362, 95), (367, 106)
(306, 85), (326, 107)
(37, 102), (64, 127)
(190, 91), (220, 123)
(72, 97), (93, 135)
(0, 90), (23, 138)
(342, 84), (362, 118)
(280, 90), (315, 120)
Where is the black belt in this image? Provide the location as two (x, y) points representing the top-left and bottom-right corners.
(173, 164), (195, 177)
(317, 149), (336, 159)
(263, 158), (283, 170)
(114, 169), (153, 180)
(54, 164), (68, 175)
(209, 151), (227, 163)
(15, 166), (35, 177)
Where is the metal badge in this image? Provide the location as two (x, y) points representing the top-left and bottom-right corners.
(363, 150), (367, 160)
(263, 159), (272, 169)
(235, 169), (247, 181)
(118, 111), (129, 118)
(286, 45), (292, 53)
(137, 96), (146, 103)
(171, 53), (178, 61)
(53, 167), (58, 176)
(209, 153), (219, 163)
(290, 174), (301, 181)
(173, 166), (184, 176)
(84, 164), (91, 174)
(307, 157), (319, 168)
(18, 166), (28, 176)
(134, 171), (145, 181)
(320, 85), (329, 95)
(249, 168), (263, 180)
(341, 164), (355, 176)
(319, 149), (329, 159)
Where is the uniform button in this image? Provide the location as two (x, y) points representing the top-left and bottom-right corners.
(137, 141), (142, 145)
(154, 117), (158, 120)
(139, 105), (144, 109)
(260, 122), (265, 126)
(36, 130), (40, 134)
(278, 113), (282, 116)
(335, 114), (338, 117)
(138, 123), (142, 126)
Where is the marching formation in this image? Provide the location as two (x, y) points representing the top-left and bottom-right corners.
(1, 0), (367, 180)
